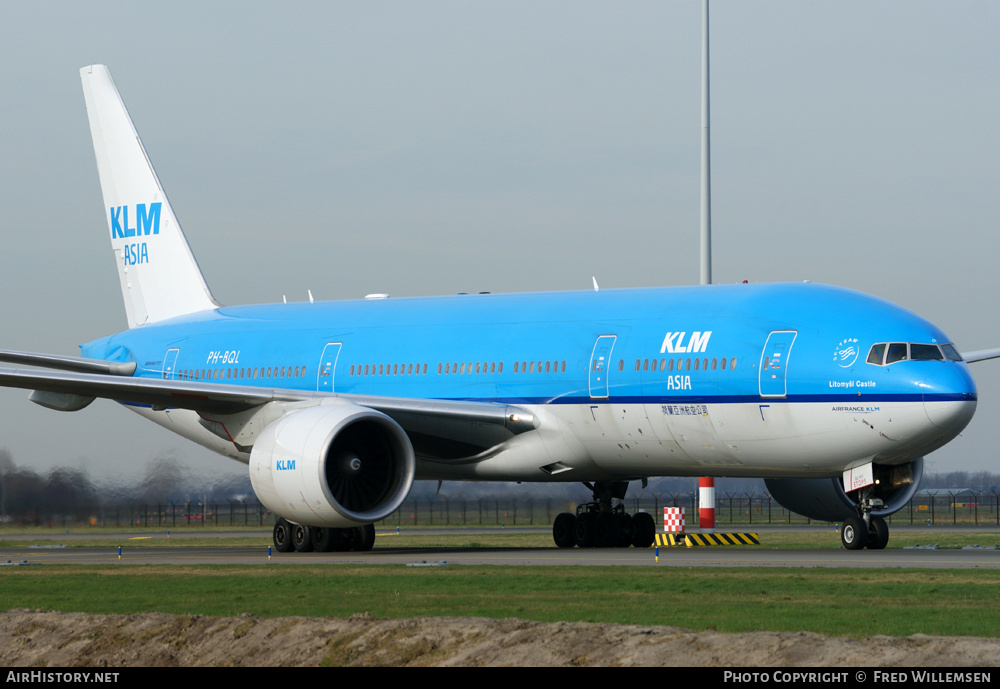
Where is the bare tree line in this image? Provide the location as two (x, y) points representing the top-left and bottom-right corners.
(2, 447), (999, 524)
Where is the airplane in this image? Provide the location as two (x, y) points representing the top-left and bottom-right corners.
(0, 64), (995, 553)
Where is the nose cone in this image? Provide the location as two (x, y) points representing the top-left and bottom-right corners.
(922, 363), (977, 432)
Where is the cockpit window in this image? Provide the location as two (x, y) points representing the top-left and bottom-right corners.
(886, 343), (908, 364)
(910, 344), (944, 361)
(866, 343), (886, 365)
(941, 343), (963, 361)
(866, 342), (959, 366)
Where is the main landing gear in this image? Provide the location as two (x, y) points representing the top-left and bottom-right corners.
(840, 487), (889, 550)
(552, 481), (656, 549)
(272, 518), (376, 553)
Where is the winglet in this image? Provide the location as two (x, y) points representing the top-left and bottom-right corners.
(80, 65), (219, 328)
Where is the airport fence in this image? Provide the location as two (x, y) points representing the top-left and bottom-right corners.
(7, 489), (1000, 529)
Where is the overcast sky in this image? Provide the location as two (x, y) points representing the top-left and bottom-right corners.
(1, 1), (999, 487)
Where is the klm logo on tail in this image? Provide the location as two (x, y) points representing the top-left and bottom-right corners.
(111, 203), (162, 266)
(110, 203), (162, 239)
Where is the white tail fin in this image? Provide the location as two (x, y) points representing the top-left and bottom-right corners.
(80, 65), (219, 328)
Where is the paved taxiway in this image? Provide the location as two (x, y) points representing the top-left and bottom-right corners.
(3, 526), (999, 568)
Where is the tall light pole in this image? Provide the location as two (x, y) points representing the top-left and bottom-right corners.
(699, 0), (716, 533)
(700, 0), (711, 288)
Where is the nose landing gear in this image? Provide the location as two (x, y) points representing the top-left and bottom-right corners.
(841, 488), (889, 550)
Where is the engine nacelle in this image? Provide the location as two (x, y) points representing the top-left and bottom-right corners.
(249, 403), (415, 527)
(765, 458), (924, 522)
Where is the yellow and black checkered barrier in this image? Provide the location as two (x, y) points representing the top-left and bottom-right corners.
(654, 532), (759, 547)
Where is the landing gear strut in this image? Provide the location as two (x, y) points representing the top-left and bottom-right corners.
(552, 481), (656, 549)
(841, 487), (889, 550)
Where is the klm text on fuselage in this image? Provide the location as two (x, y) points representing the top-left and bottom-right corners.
(110, 202), (161, 266)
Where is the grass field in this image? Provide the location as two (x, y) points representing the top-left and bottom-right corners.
(2, 564), (999, 639)
(2, 526), (1000, 638)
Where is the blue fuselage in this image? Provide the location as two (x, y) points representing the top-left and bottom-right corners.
(81, 282), (977, 480)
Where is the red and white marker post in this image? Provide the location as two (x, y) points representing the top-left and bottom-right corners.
(699, 477), (715, 532)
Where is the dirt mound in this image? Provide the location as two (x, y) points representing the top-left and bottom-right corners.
(1, 610), (997, 667)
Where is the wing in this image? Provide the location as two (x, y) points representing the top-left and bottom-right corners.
(961, 348), (1000, 364)
(0, 350), (536, 461)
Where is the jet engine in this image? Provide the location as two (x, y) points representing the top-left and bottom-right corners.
(249, 403), (415, 527)
(764, 458), (923, 522)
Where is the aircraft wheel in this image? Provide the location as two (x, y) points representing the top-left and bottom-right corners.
(593, 513), (620, 548)
(352, 524), (376, 552)
(552, 513), (577, 548)
(868, 516), (889, 550)
(273, 518), (294, 553)
(616, 513), (633, 548)
(630, 512), (655, 548)
(574, 512), (596, 548)
(292, 523), (314, 552)
(311, 527), (336, 552)
(841, 516), (868, 550)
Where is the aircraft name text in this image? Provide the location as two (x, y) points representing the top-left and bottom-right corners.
(828, 380), (876, 389)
